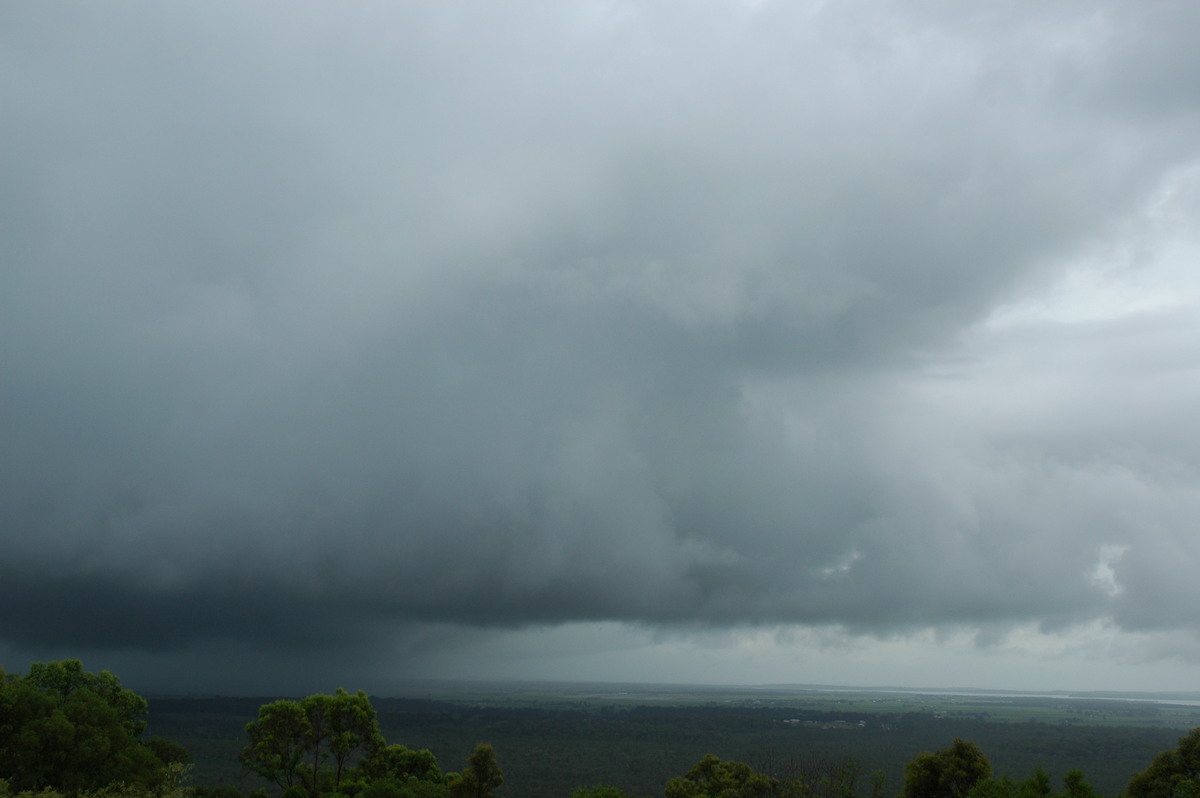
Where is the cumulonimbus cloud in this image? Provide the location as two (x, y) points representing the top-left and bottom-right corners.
(3, 1), (1200, 674)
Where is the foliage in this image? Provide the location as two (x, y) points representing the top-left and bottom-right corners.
(448, 744), (504, 798)
(904, 739), (992, 798)
(1127, 728), (1200, 798)
(324, 689), (387, 788)
(355, 777), (450, 798)
(191, 786), (269, 798)
(236, 690), (464, 798)
(966, 767), (1077, 798)
(358, 744), (445, 784)
(239, 689), (385, 798)
(0, 660), (177, 795)
(665, 754), (808, 798)
(146, 739), (191, 768)
(950, 759), (1102, 798)
(1060, 770), (1100, 798)
(0, 771), (193, 798)
(239, 700), (310, 790)
(753, 751), (866, 798)
(571, 786), (642, 798)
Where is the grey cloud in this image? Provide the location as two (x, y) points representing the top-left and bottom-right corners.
(3, 1), (1200, 688)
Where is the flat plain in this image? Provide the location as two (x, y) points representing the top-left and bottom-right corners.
(149, 683), (1200, 797)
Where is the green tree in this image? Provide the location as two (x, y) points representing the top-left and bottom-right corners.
(966, 776), (1017, 798)
(324, 688), (385, 790)
(359, 744), (444, 783)
(352, 743), (448, 798)
(147, 736), (192, 768)
(240, 689), (387, 798)
(0, 660), (174, 794)
(1127, 728), (1200, 798)
(240, 700), (311, 791)
(1023, 768), (1051, 798)
(904, 739), (992, 798)
(572, 787), (640, 798)
(666, 755), (802, 798)
(449, 744), (503, 798)
(868, 771), (887, 798)
(1059, 770), (1099, 798)
(192, 787), (271, 798)
(968, 767), (1066, 798)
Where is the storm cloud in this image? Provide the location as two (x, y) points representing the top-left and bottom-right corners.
(4, 1), (1200, 692)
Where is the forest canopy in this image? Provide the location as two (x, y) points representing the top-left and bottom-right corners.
(0, 659), (187, 794)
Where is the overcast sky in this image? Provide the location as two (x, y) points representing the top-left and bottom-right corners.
(4, 1), (1200, 697)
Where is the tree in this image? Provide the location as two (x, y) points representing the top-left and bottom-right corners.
(753, 751), (863, 798)
(147, 736), (192, 767)
(0, 659), (175, 794)
(1059, 770), (1099, 798)
(868, 770), (888, 798)
(904, 739), (992, 798)
(1023, 768), (1051, 798)
(240, 689), (386, 798)
(571, 787), (639, 798)
(666, 754), (803, 798)
(324, 688), (385, 790)
(967, 767), (1077, 798)
(359, 743), (444, 783)
(449, 744), (503, 798)
(240, 700), (311, 791)
(1127, 727), (1200, 798)
(351, 743), (448, 798)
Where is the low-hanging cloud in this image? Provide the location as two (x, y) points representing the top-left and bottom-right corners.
(3, 0), (1200, 687)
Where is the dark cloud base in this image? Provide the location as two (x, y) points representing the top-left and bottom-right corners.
(4, 1), (1200, 690)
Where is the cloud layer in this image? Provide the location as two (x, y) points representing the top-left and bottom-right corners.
(4, 1), (1200, 690)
